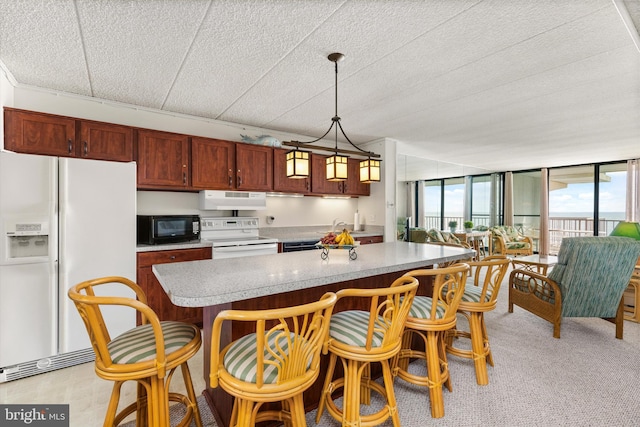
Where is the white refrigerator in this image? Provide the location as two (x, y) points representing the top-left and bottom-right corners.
(0, 151), (136, 380)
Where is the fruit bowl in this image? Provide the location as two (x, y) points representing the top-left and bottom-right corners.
(316, 242), (359, 260)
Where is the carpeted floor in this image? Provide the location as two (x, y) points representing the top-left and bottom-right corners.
(161, 267), (640, 426)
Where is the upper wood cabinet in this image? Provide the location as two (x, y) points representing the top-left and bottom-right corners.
(78, 120), (133, 162)
(345, 158), (371, 196)
(3, 108), (133, 161)
(191, 137), (235, 189)
(136, 129), (190, 189)
(4, 108), (76, 157)
(310, 154), (370, 196)
(236, 143), (273, 191)
(191, 137), (273, 191)
(273, 148), (311, 194)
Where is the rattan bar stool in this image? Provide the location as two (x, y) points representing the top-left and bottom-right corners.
(393, 264), (469, 418)
(68, 276), (203, 427)
(209, 292), (337, 427)
(315, 276), (419, 427)
(445, 256), (510, 385)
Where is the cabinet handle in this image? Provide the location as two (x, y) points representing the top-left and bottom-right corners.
(83, 141), (88, 156)
(237, 169), (242, 187)
(228, 169), (233, 187)
(68, 139), (73, 153)
(170, 255), (176, 260)
(183, 172), (186, 185)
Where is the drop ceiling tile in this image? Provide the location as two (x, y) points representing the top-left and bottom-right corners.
(162, 0), (345, 121)
(75, 0), (210, 107)
(0, 0), (90, 95)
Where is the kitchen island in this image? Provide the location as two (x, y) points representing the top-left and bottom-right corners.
(153, 241), (474, 427)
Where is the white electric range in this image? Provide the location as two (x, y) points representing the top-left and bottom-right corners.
(200, 217), (278, 259)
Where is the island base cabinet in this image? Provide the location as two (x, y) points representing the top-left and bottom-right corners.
(136, 247), (211, 325)
(202, 269), (433, 427)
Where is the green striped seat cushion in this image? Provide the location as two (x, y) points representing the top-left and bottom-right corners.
(223, 332), (301, 384)
(107, 321), (196, 364)
(460, 285), (492, 303)
(409, 296), (446, 319)
(329, 310), (384, 348)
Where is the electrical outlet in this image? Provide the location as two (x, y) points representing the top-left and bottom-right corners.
(369, 214), (376, 223)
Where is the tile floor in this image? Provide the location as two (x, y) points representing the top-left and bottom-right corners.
(0, 335), (207, 427)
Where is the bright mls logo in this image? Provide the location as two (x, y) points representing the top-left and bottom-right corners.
(0, 405), (69, 426)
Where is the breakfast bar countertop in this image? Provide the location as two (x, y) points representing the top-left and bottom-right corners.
(152, 241), (474, 307)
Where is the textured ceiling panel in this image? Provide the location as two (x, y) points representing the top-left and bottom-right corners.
(1, 0), (639, 176)
(0, 0), (90, 94)
(163, 0), (345, 119)
(75, 0), (209, 108)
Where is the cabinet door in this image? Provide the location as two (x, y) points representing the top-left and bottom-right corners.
(4, 108), (76, 157)
(344, 158), (370, 196)
(236, 143), (273, 191)
(191, 137), (235, 189)
(272, 148), (311, 194)
(355, 235), (383, 245)
(136, 129), (190, 189)
(78, 120), (133, 162)
(136, 247), (212, 325)
(310, 154), (342, 194)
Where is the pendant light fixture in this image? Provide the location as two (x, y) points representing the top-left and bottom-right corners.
(283, 53), (381, 182)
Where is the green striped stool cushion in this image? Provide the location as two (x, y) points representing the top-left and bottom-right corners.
(409, 296), (446, 319)
(107, 321), (196, 364)
(223, 332), (300, 384)
(329, 310), (384, 348)
(460, 285), (492, 303)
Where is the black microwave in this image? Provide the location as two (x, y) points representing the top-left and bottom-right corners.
(137, 215), (200, 245)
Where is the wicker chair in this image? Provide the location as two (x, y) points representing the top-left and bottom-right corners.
(68, 276), (203, 427)
(445, 256), (510, 385)
(509, 236), (640, 338)
(315, 276), (419, 427)
(393, 264), (469, 418)
(489, 225), (533, 256)
(210, 292), (336, 427)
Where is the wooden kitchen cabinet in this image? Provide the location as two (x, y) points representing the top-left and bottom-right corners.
(136, 129), (190, 189)
(191, 137), (273, 191)
(355, 235), (383, 245)
(272, 147), (311, 194)
(4, 108), (76, 157)
(310, 154), (370, 196)
(136, 247), (212, 325)
(77, 120), (133, 161)
(191, 137), (235, 189)
(4, 108), (134, 161)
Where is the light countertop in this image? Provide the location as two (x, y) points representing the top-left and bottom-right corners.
(152, 241), (474, 307)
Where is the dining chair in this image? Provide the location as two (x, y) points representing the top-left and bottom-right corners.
(315, 276), (419, 427)
(393, 263), (469, 418)
(209, 292), (337, 427)
(68, 276), (203, 427)
(445, 255), (510, 385)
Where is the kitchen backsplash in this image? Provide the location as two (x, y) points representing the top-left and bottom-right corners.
(136, 190), (364, 228)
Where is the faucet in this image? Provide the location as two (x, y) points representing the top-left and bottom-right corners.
(332, 218), (346, 234)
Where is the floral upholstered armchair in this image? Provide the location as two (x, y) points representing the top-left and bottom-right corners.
(489, 225), (533, 256)
(425, 228), (475, 265)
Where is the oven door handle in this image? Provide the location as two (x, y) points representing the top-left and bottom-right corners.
(213, 243), (278, 252)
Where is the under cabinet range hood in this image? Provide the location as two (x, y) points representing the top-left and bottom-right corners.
(199, 190), (267, 210)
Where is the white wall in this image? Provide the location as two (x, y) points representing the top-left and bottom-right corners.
(137, 190), (359, 228)
(5, 82), (384, 228)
